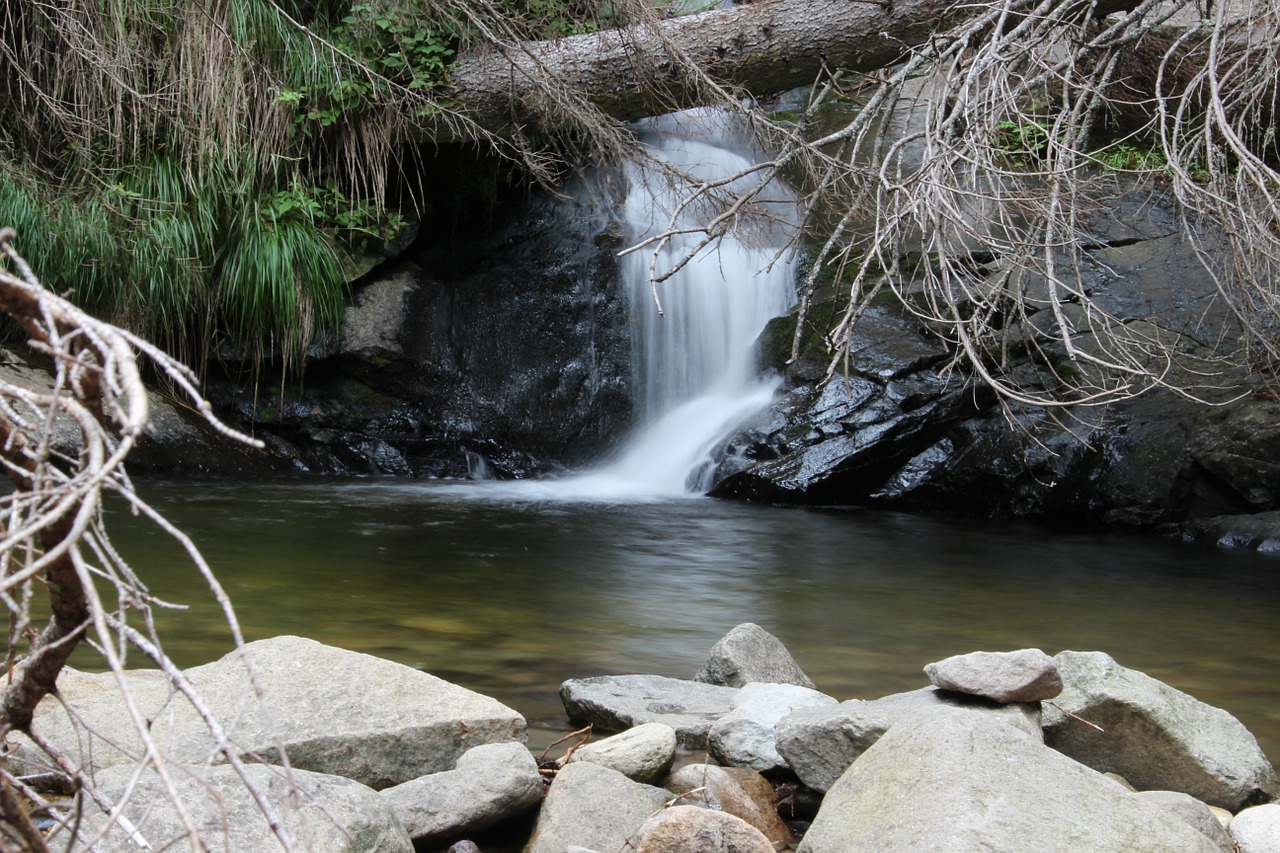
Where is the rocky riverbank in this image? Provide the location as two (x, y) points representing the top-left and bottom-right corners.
(10, 625), (1277, 852)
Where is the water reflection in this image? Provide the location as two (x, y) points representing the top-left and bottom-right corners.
(100, 478), (1280, 761)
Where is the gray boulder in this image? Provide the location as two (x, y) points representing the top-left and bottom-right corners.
(380, 742), (543, 845)
(566, 722), (677, 784)
(560, 674), (739, 748)
(627, 805), (776, 853)
(1132, 791), (1235, 851)
(1043, 651), (1278, 810)
(77, 763), (412, 853)
(523, 761), (668, 853)
(340, 263), (422, 370)
(664, 764), (794, 849)
(708, 681), (836, 772)
(776, 686), (1041, 791)
(694, 623), (817, 689)
(21, 636), (526, 789)
(1231, 803), (1280, 853)
(924, 648), (1062, 702)
(797, 707), (1226, 853)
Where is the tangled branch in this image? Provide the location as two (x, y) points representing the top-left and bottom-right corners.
(0, 227), (296, 851)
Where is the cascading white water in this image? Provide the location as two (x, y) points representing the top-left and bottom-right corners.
(454, 110), (797, 501)
(584, 110), (798, 496)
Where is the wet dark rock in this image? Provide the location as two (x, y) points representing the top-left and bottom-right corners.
(1183, 510), (1280, 551)
(712, 193), (1280, 532)
(197, 178), (634, 480)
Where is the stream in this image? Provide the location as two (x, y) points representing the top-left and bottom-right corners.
(105, 478), (1280, 763)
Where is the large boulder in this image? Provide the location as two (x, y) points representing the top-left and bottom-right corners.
(1132, 791), (1235, 851)
(1231, 803), (1280, 853)
(20, 636), (526, 789)
(627, 805), (777, 853)
(523, 761), (669, 853)
(708, 681), (836, 772)
(77, 763), (412, 853)
(1043, 651), (1278, 810)
(708, 194), (1280, 532)
(776, 686), (1041, 792)
(664, 764), (795, 849)
(380, 742), (543, 846)
(694, 623), (817, 689)
(797, 707), (1226, 853)
(923, 648), (1062, 703)
(560, 674), (739, 748)
(566, 722), (677, 784)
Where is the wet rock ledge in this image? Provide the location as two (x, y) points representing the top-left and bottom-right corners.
(8, 624), (1276, 852)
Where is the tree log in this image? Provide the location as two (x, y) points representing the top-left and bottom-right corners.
(436, 0), (1140, 139)
(438, 0), (961, 138)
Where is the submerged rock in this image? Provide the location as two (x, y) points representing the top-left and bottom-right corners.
(796, 707), (1227, 853)
(1043, 651), (1278, 810)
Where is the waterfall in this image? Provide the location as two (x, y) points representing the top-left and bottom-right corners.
(579, 110), (797, 497)
(458, 109), (796, 500)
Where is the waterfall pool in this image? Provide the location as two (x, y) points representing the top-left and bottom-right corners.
(100, 477), (1280, 763)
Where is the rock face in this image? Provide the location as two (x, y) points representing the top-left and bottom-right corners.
(380, 742), (543, 845)
(923, 648), (1062, 702)
(1043, 651), (1278, 810)
(523, 761), (668, 853)
(560, 674), (739, 747)
(797, 707), (1226, 853)
(566, 722), (678, 784)
(79, 763), (413, 853)
(775, 686), (1042, 792)
(21, 636), (526, 789)
(710, 195), (1280, 534)
(694, 623), (817, 689)
(208, 177), (634, 480)
(627, 805), (777, 853)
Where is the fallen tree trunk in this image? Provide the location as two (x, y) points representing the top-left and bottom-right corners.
(434, 0), (1142, 139)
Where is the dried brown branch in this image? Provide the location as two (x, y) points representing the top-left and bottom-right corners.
(0, 226), (313, 852)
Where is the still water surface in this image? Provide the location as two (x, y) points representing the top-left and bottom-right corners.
(104, 478), (1280, 762)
